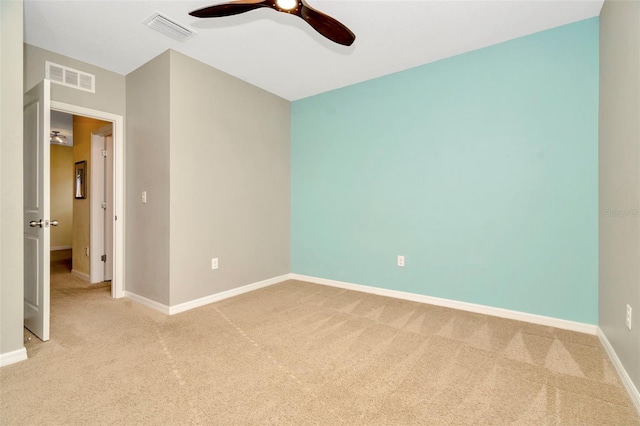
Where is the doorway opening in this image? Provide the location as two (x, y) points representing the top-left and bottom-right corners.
(50, 101), (125, 301)
(49, 111), (113, 289)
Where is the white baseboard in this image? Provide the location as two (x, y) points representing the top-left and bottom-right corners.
(597, 328), (640, 415)
(125, 274), (292, 316)
(126, 272), (597, 335)
(290, 274), (598, 335)
(0, 347), (27, 367)
(124, 291), (170, 315)
(169, 274), (292, 315)
(50, 245), (72, 251)
(71, 269), (90, 282)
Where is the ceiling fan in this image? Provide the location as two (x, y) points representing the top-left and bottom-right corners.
(189, 0), (355, 46)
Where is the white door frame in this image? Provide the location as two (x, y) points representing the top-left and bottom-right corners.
(51, 101), (125, 298)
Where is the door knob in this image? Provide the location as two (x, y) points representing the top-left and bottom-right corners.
(29, 220), (44, 228)
(50, 220), (59, 226)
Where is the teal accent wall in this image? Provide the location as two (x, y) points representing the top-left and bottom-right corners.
(291, 18), (599, 324)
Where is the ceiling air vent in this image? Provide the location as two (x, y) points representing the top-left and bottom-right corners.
(45, 61), (95, 93)
(144, 12), (195, 42)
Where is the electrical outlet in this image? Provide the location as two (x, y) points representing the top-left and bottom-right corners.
(626, 304), (632, 330)
(397, 255), (405, 267)
(141, 191), (147, 204)
(211, 258), (218, 270)
(85, 247), (89, 257)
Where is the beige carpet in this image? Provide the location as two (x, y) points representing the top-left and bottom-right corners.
(1, 259), (638, 425)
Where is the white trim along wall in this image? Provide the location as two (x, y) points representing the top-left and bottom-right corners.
(597, 328), (640, 414)
(127, 273), (597, 334)
(0, 348), (28, 367)
(291, 274), (598, 335)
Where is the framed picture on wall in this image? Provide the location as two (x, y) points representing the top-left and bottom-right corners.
(74, 161), (87, 199)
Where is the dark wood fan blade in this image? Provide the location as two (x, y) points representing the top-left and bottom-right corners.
(190, 1), (270, 18)
(299, 4), (355, 46)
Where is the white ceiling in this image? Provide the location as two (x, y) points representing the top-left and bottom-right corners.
(24, 0), (603, 101)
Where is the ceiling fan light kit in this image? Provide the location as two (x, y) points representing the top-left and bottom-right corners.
(50, 130), (68, 145)
(189, 0), (355, 46)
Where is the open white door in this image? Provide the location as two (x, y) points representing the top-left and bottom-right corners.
(104, 134), (114, 282)
(23, 80), (51, 342)
(90, 128), (114, 284)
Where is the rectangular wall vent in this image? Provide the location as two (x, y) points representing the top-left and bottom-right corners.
(45, 61), (95, 93)
(144, 12), (195, 42)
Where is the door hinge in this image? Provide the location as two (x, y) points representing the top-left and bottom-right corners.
(101, 254), (107, 262)
(102, 149), (107, 157)
(101, 202), (107, 209)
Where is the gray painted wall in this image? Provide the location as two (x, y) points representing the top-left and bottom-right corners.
(24, 44), (125, 116)
(0, 0), (25, 357)
(599, 0), (640, 394)
(169, 51), (290, 305)
(19, 43), (290, 313)
(125, 51), (172, 305)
